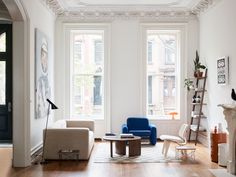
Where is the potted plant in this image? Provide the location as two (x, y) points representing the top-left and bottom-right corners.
(184, 78), (194, 91)
(194, 50), (206, 77)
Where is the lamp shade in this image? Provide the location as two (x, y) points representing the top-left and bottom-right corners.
(46, 99), (58, 110)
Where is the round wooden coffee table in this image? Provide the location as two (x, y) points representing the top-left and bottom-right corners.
(103, 136), (141, 158)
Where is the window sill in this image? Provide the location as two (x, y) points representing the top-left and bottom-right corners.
(147, 116), (180, 121)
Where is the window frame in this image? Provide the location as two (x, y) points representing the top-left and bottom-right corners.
(64, 23), (111, 120)
(140, 23), (187, 120)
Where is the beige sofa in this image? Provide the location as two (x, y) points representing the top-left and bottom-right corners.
(43, 119), (94, 160)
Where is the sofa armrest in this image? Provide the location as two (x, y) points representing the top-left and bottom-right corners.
(66, 120), (94, 131)
(122, 124), (129, 133)
(44, 128), (94, 160)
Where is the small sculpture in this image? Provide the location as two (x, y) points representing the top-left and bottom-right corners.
(231, 89), (236, 101)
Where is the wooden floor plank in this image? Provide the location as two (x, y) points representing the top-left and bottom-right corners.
(0, 142), (224, 177)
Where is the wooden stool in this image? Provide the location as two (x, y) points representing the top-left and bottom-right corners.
(175, 146), (196, 160)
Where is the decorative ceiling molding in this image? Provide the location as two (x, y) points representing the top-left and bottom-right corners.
(40, 0), (64, 15)
(39, 0), (221, 19)
(191, 0), (220, 15)
(57, 9), (195, 21)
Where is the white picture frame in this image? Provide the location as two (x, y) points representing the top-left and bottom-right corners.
(217, 56), (229, 85)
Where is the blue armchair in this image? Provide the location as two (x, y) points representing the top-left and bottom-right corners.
(122, 117), (157, 145)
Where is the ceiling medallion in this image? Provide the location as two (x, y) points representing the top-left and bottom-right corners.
(40, 0), (221, 19)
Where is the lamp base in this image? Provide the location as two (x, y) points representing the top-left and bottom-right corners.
(40, 159), (49, 164)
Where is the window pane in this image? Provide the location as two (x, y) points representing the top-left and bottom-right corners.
(71, 31), (104, 119)
(0, 61), (6, 105)
(0, 33), (6, 52)
(147, 32), (177, 118)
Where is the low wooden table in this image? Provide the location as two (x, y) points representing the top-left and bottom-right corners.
(103, 136), (141, 158)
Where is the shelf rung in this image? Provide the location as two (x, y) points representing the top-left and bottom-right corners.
(192, 115), (207, 118)
(190, 125), (206, 132)
(191, 103), (207, 105)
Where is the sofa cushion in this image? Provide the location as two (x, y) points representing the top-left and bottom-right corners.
(66, 120), (94, 131)
(129, 130), (151, 136)
(51, 120), (66, 128)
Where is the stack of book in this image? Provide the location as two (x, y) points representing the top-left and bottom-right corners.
(120, 133), (134, 138)
(105, 133), (116, 136)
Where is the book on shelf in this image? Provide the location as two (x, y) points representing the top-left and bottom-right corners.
(120, 133), (134, 138)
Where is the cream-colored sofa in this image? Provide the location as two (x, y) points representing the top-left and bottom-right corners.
(43, 119), (94, 160)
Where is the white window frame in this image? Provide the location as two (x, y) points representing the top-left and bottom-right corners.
(64, 23), (111, 121)
(140, 23), (187, 120)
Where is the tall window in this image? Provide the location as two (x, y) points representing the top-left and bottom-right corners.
(146, 30), (179, 119)
(70, 30), (104, 119)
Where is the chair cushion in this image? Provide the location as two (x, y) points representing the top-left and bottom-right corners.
(160, 135), (184, 143)
(129, 130), (151, 136)
(127, 117), (149, 130)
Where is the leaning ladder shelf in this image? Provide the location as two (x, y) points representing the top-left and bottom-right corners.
(188, 69), (208, 145)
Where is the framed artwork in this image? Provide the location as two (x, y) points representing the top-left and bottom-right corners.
(217, 57), (229, 85)
(35, 29), (51, 119)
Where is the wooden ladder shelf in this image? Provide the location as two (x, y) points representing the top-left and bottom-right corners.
(188, 69), (208, 145)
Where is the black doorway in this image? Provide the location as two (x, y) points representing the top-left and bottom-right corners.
(0, 24), (12, 142)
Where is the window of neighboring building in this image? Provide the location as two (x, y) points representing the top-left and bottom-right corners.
(146, 30), (180, 119)
(94, 40), (103, 65)
(147, 41), (153, 64)
(73, 40), (82, 63)
(70, 30), (104, 119)
(93, 75), (102, 105)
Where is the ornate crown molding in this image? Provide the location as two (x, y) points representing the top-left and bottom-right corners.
(40, 0), (64, 15)
(191, 0), (221, 15)
(57, 9), (195, 21)
(40, 0), (221, 19)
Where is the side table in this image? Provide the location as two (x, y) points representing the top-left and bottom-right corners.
(210, 132), (226, 163)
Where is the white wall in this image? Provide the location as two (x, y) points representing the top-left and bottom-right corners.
(15, 0), (55, 156)
(199, 0), (236, 134)
(55, 17), (199, 137)
(110, 20), (140, 133)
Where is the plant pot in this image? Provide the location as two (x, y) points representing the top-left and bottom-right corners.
(197, 71), (203, 78)
(194, 71), (203, 78)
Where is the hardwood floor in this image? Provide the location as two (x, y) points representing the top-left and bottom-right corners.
(0, 141), (224, 177)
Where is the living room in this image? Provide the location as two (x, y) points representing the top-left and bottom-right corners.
(0, 0), (235, 176)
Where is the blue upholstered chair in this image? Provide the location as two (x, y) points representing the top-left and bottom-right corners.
(122, 117), (157, 145)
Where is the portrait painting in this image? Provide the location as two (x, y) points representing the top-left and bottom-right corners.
(35, 29), (51, 119)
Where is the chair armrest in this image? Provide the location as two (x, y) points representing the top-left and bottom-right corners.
(122, 124), (129, 133)
(149, 124), (156, 130)
(149, 124), (157, 145)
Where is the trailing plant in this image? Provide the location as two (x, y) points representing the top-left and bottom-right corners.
(184, 78), (194, 91)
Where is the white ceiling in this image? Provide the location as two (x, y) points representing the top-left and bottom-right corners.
(57, 0), (202, 10)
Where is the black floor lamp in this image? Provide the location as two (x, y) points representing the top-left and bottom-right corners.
(41, 99), (58, 164)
